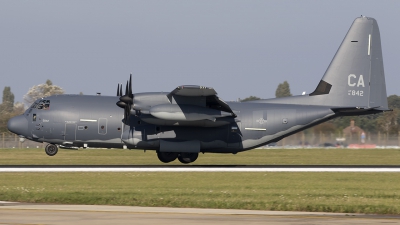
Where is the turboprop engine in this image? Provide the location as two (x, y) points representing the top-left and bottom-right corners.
(115, 75), (237, 127)
(137, 104), (234, 127)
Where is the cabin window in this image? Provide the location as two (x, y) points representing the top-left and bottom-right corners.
(33, 114), (36, 122)
(84, 126), (88, 130)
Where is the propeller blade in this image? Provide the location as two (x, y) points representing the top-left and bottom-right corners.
(125, 105), (130, 123)
(124, 107), (127, 122)
(129, 74), (132, 97)
(120, 80), (133, 103)
(116, 74), (135, 124)
(125, 81), (128, 96)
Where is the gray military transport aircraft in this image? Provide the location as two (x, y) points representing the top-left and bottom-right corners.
(8, 16), (389, 164)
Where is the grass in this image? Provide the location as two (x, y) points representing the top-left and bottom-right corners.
(1, 172), (400, 214)
(0, 148), (400, 165)
(1, 148), (400, 214)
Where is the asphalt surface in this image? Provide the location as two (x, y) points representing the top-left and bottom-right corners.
(1, 202), (400, 225)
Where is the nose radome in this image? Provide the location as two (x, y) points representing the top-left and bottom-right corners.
(7, 115), (28, 137)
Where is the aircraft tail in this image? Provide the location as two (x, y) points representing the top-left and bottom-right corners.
(309, 16), (388, 110)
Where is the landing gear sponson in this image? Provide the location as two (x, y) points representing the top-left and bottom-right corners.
(45, 144), (58, 156)
(43, 144), (199, 163)
(157, 151), (199, 164)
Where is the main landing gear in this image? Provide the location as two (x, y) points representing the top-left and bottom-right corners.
(157, 151), (199, 164)
(45, 144), (58, 156)
(178, 153), (198, 164)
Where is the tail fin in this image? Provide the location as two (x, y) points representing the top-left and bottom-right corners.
(310, 16), (388, 110)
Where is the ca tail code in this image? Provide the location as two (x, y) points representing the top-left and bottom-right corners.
(348, 74), (365, 87)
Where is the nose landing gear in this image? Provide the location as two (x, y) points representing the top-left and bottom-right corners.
(45, 144), (58, 156)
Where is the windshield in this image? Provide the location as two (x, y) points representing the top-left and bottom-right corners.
(30, 99), (50, 110)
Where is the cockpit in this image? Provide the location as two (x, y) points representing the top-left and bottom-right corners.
(30, 99), (51, 110)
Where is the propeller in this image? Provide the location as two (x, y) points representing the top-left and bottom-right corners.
(116, 74), (134, 123)
(117, 83), (123, 97)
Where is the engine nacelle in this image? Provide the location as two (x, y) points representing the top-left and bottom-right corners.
(149, 104), (232, 121)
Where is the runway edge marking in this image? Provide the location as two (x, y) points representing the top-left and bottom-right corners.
(1, 168), (400, 172)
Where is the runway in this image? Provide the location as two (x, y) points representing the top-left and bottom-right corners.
(1, 202), (400, 225)
(1, 165), (400, 172)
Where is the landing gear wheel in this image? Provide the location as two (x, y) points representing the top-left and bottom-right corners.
(178, 153), (199, 164)
(157, 152), (178, 163)
(45, 144), (58, 156)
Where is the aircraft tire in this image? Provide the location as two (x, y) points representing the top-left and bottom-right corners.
(157, 152), (178, 163)
(45, 144), (58, 156)
(178, 153), (199, 164)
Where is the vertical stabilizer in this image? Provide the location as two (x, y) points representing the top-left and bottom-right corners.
(310, 17), (388, 109)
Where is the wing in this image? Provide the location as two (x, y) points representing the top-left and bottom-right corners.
(167, 85), (217, 97)
(167, 85), (236, 116)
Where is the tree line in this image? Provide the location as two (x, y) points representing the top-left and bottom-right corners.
(0, 80), (64, 134)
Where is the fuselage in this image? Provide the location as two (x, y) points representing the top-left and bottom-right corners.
(11, 94), (336, 153)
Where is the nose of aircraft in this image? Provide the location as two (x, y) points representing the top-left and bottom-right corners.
(7, 115), (29, 137)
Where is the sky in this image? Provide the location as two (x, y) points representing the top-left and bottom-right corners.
(1, 0), (399, 105)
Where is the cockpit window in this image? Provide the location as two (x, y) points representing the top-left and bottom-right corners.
(30, 102), (38, 109)
(31, 100), (50, 110)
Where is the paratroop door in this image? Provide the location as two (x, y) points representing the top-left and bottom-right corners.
(64, 124), (76, 141)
